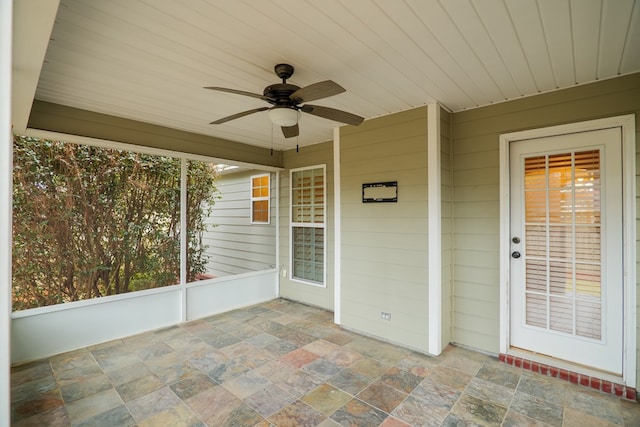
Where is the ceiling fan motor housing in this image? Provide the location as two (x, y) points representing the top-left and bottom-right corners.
(263, 83), (301, 106)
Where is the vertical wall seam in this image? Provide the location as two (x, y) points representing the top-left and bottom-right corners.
(448, 110), (455, 345)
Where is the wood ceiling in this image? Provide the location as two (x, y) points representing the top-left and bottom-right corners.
(17, 0), (640, 151)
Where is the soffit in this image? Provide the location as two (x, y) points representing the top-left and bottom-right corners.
(24, 0), (640, 150)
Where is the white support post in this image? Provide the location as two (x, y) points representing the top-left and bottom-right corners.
(275, 170), (280, 297)
(427, 103), (442, 355)
(333, 126), (341, 324)
(180, 158), (188, 322)
(1, 0), (13, 424)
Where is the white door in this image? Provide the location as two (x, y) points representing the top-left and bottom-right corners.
(509, 127), (623, 374)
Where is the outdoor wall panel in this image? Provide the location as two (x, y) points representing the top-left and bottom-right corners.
(279, 141), (335, 311)
(204, 170), (277, 277)
(340, 107), (430, 353)
(452, 70), (640, 386)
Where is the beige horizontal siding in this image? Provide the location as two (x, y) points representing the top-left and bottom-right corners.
(451, 71), (640, 374)
(205, 170), (276, 277)
(279, 140), (334, 311)
(340, 106), (429, 353)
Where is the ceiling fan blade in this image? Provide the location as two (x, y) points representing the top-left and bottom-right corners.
(204, 87), (275, 102)
(210, 107), (269, 124)
(301, 104), (364, 126)
(290, 80), (345, 103)
(281, 123), (299, 138)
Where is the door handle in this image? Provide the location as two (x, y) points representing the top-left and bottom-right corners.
(511, 251), (521, 259)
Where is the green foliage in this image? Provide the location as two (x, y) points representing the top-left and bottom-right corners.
(12, 135), (219, 310)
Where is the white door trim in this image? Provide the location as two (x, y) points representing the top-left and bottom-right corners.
(499, 115), (636, 386)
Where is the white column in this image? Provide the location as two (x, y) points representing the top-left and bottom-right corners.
(333, 126), (341, 324)
(180, 159), (187, 321)
(275, 170), (280, 296)
(1, 0), (14, 424)
(427, 103), (442, 355)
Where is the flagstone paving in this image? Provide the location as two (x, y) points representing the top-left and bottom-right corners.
(10, 298), (640, 426)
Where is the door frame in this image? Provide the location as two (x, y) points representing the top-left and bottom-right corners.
(499, 114), (636, 386)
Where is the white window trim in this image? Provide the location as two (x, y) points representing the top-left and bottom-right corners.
(499, 114), (636, 387)
(289, 164), (327, 287)
(250, 173), (271, 225)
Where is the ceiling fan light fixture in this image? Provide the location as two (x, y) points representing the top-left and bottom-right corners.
(268, 107), (300, 127)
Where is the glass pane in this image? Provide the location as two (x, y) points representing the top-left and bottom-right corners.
(525, 190), (546, 222)
(548, 189), (572, 223)
(548, 153), (572, 188)
(575, 150), (600, 185)
(524, 156), (546, 189)
(549, 225), (572, 260)
(575, 263), (601, 297)
(576, 299), (601, 339)
(525, 259), (547, 292)
(252, 200), (269, 223)
(292, 226), (324, 284)
(291, 167), (324, 227)
(575, 188), (600, 224)
(550, 296), (573, 334)
(575, 226), (600, 261)
(549, 261), (572, 295)
(526, 293), (547, 328)
(525, 225), (546, 257)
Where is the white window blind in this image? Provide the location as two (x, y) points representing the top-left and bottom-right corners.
(523, 150), (602, 340)
(290, 166), (325, 285)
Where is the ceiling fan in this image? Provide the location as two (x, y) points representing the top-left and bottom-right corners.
(205, 64), (364, 138)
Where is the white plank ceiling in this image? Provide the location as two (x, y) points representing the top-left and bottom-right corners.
(27, 0), (640, 150)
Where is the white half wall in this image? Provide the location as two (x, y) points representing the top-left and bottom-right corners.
(11, 270), (278, 364)
(186, 270), (278, 320)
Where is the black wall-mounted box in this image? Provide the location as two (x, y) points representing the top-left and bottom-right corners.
(362, 181), (398, 203)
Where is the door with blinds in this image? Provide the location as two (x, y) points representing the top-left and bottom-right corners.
(509, 128), (623, 374)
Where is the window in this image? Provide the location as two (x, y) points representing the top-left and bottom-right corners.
(290, 165), (325, 286)
(251, 173), (270, 224)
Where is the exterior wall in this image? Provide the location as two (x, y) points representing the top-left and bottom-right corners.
(28, 101), (283, 168)
(279, 141), (335, 311)
(440, 108), (453, 345)
(451, 73), (640, 385)
(340, 107), (430, 353)
(204, 170), (277, 277)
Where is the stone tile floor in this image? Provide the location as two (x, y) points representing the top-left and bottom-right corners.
(10, 298), (640, 426)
